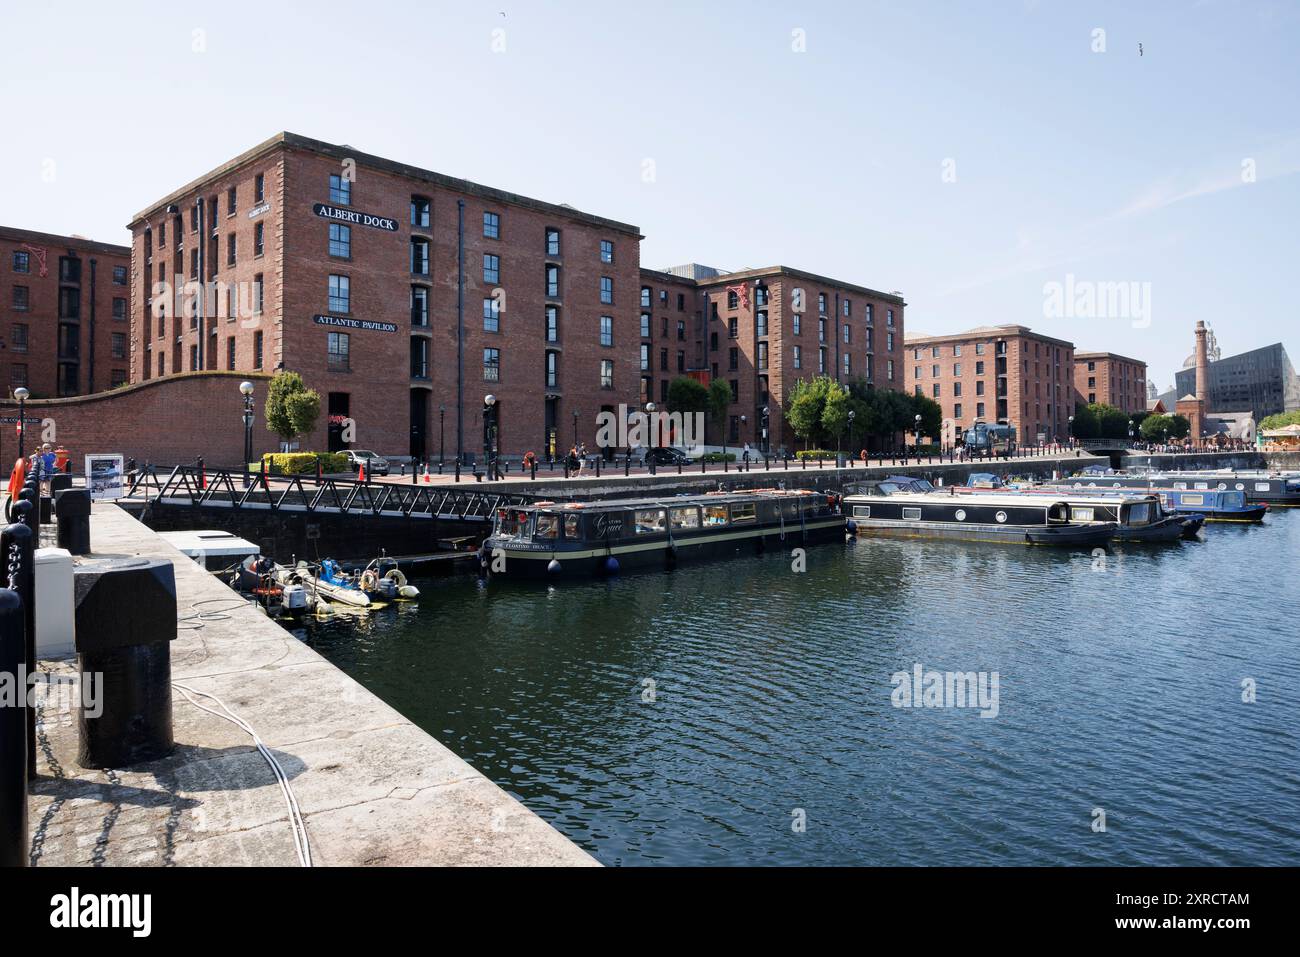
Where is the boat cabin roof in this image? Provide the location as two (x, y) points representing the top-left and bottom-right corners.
(510, 488), (825, 514)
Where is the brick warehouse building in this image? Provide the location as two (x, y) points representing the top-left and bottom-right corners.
(127, 132), (643, 463)
(2, 226), (132, 399)
(904, 324), (1074, 446)
(1073, 351), (1147, 415)
(638, 264), (907, 453)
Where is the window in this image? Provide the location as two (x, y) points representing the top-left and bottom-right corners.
(483, 347), (500, 380)
(10, 364), (26, 388)
(254, 222), (265, 256)
(12, 251), (29, 273)
(411, 285), (429, 326)
(253, 273), (264, 315)
(640, 343), (650, 371)
(483, 253), (499, 284)
(600, 240), (614, 263)
(410, 337), (429, 379)
(954, 403), (963, 418)
(227, 336), (236, 370)
(843, 324), (851, 344)
(328, 274), (350, 313)
(932, 364), (939, 377)
(729, 317), (739, 339)
(818, 348), (826, 373)
(975, 342), (986, 355)
(793, 344), (802, 369)
(59, 287), (79, 319)
(953, 344), (962, 356)
(546, 305), (559, 342)
(731, 503), (757, 523)
(111, 332), (126, 359)
(818, 293), (827, 314)
(932, 383), (940, 398)
(887, 359), (894, 380)
(254, 331), (264, 369)
(546, 265), (560, 298)
(59, 256), (81, 283)
(843, 353), (851, 375)
(756, 285), (769, 306)
(677, 320), (685, 341)
(329, 173), (350, 205)
(255, 172), (265, 203)
(887, 309), (895, 327)
(227, 186), (237, 215)
(670, 506), (701, 530)
(759, 341), (769, 371)
(112, 297), (126, 320)
(411, 196), (431, 228)
(329, 223), (351, 258)
(818, 318), (826, 342)
(327, 331), (351, 371)
(600, 276), (613, 304)
(600, 315), (613, 347)
(110, 368), (127, 388)
(112, 265), (127, 285)
(792, 314), (801, 335)
(13, 286), (29, 311)
(662, 348), (670, 371)
(544, 349), (558, 388)
(411, 238), (429, 275)
(976, 401), (985, 418)
(677, 351), (685, 372)
(953, 382), (962, 397)
(953, 363), (961, 376)
(677, 293), (685, 311)
(11, 323), (28, 352)
(703, 505), (728, 526)
(757, 311), (768, 337)
(600, 358), (613, 389)
(728, 347), (738, 371)
(843, 299), (851, 317)
(976, 380), (985, 395)
(483, 211), (500, 239)
(546, 228), (561, 256)
(483, 297), (501, 332)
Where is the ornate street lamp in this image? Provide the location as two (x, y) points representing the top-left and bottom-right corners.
(240, 381), (255, 487)
(439, 404), (446, 467)
(484, 394), (498, 481)
(14, 386), (30, 466)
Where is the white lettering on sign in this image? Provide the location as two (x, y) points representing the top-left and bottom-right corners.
(313, 315), (398, 333)
(312, 203), (398, 231)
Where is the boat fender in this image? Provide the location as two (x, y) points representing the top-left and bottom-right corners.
(359, 569), (380, 593)
(547, 559), (562, 575)
(399, 584), (421, 598)
(315, 599), (335, 618)
(383, 568), (409, 588)
(603, 556), (620, 575)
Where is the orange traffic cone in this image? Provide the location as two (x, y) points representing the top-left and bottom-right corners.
(358, 460), (367, 482)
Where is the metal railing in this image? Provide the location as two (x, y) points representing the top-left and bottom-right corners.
(125, 464), (535, 521)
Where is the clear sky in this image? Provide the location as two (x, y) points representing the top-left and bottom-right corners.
(4, 0), (1297, 391)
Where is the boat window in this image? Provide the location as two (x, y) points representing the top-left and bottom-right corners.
(852, 505), (871, 518)
(902, 507), (921, 521)
(1071, 507), (1095, 522)
(495, 509), (531, 539)
(1129, 503), (1151, 525)
(1173, 482), (1187, 490)
(1217, 483), (1227, 490)
(1255, 482), (1270, 492)
(634, 508), (667, 534)
(995, 510), (1008, 524)
(563, 514), (582, 539)
(731, 503), (757, 523)
(535, 513), (559, 539)
(1194, 482), (1209, 490)
(1235, 483), (1245, 491)
(1047, 503), (1069, 524)
(1226, 492), (1244, 506)
(1181, 494), (1203, 506)
(703, 505), (728, 526)
(670, 506), (700, 530)
(954, 509), (966, 521)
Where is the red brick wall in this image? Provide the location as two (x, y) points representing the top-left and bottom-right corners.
(1074, 353), (1147, 414)
(0, 371), (275, 468)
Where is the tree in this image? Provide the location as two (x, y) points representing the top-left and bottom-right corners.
(908, 393), (943, 442)
(706, 379), (733, 444)
(666, 376), (709, 416)
(873, 389), (915, 447)
(1071, 403), (1099, 439)
(1140, 412), (1190, 441)
(265, 371), (322, 447)
(786, 376), (833, 449)
(822, 383), (851, 450)
(1260, 410), (1300, 431)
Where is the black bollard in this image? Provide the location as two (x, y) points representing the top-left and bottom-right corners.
(55, 489), (92, 556)
(50, 473), (72, 505)
(2, 519), (35, 779)
(18, 487), (38, 543)
(73, 557), (178, 769)
(0, 588), (27, 867)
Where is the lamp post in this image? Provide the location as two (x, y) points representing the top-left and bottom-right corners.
(483, 394), (498, 481)
(240, 381), (255, 486)
(438, 404), (446, 467)
(572, 409), (579, 448)
(1068, 414), (1074, 447)
(645, 402), (656, 448)
(847, 408), (855, 462)
(1128, 419), (1134, 444)
(760, 405), (770, 456)
(914, 413), (922, 451)
(15, 387), (30, 466)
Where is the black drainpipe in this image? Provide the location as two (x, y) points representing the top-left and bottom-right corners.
(88, 257), (97, 393)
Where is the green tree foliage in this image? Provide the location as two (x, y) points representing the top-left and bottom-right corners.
(265, 371), (322, 445)
(909, 393), (943, 441)
(786, 376), (835, 448)
(666, 376), (709, 415)
(1139, 412), (1191, 441)
(1260, 410), (1300, 431)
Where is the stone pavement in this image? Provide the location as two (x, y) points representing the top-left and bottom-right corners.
(26, 503), (596, 866)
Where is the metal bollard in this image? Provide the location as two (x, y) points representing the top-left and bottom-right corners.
(73, 557), (178, 768)
(2, 520), (36, 779)
(55, 489), (92, 556)
(0, 588), (27, 867)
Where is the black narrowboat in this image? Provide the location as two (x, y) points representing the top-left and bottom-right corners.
(482, 489), (845, 578)
(1069, 470), (1300, 506)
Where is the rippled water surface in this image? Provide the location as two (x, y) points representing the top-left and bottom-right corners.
(301, 509), (1300, 865)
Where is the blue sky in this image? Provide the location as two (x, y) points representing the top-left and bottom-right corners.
(4, 0), (1297, 390)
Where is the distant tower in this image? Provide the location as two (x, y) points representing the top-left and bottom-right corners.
(1194, 320), (1209, 402)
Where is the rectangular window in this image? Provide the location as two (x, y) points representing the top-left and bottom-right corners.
(483, 347), (500, 381)
(483, 211), (500, 238)
(13, 285), (29, 311)
(483, 297), (501, 332)
(112, 297), (126, 320)
(932, 383), (940, 398)
(253, 273), (264, 315)
(954, 403), (963, 418)
(13, 251), (30, 273)
(483, 254), (499, 284)
(634, 509), (666, 535)
(670, 506), (700, 530)
(730, 503), (757, 523)
(112, 265), (127, 285)
(111, 331), (126, 359)
(792, 314), (800, 335)
(662, 348), (670, 371)
(759, 341), (769, 371)
(255, 172), (265, 203)
(843, 324), (851, 344)
(11, 323), (28, 353)
(411, 238), (429, 275)
(328, 274), (350, 313)
(329, 223), (351, 258)
(600, 240), (614, 263)
(410, 337), (429, 379)
(793, 344), (801, 369)
(640, 343), (650, 371)
(843, 353), (851, 375)
(546, 228), (560, 256)
(328, 331), (351, 371)
(411, 285), (429, 326)
(227, 336), (236, 370)
(224, 233), (236, 266)
(600, 315), (613, 347)
(757, 311), (768, 337)
(545, 349), (558, 388)
(411, 196), (431, 228)
(600, 359), (613, 389)
(641, 286), (651, 308)
(704, 505), (728, 526)
(600, 276), (613, 304)
(329, 173), (351, 205)
(677, 351), (685, 372)
(254, 331), (264, 369)
(953, 382), (962, 397)
(254, 221), (265, 256)
(59, 256), (81, 283)
(227, 185), (237, 215)
(546, 305), (559, 342)
(546, 265), (560, 298)
(677, 320), (685, 341)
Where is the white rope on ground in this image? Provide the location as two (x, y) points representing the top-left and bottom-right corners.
(171, 682), (312, 867)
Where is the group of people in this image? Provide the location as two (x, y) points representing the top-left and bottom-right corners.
(6, 443), (70, 502)
(565, 443), (590, 474)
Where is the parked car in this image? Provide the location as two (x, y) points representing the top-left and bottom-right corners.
(644, 446), (692, 466)
(343, 449), (390, 476)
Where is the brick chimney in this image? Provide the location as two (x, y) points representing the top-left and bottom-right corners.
(1194, 321), (1209, 402)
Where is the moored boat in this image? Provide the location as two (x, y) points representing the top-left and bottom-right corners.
(482, 489), (845, 578)
(953, 486), (1189, 542)
(842, 482), (1114, 547)
(1065, 469), (1300, 506)
(1052, 481), (1269, 523)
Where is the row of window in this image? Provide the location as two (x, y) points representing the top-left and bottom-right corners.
(146, 330), (265, 376)
(9, 251), (128, 287)
(10, 285), (128, 319)
(6, 323), (126, 359)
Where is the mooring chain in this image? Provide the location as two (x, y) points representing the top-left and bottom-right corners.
(6, 540), (21, 591)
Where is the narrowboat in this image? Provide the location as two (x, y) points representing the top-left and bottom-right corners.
(1066, 469), (1300, 506)
(956, 486), (1192, 542)
(482, 489), (845, 578)
(1054, 480), (1269, 523)
(842, 483), (1114, 546)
